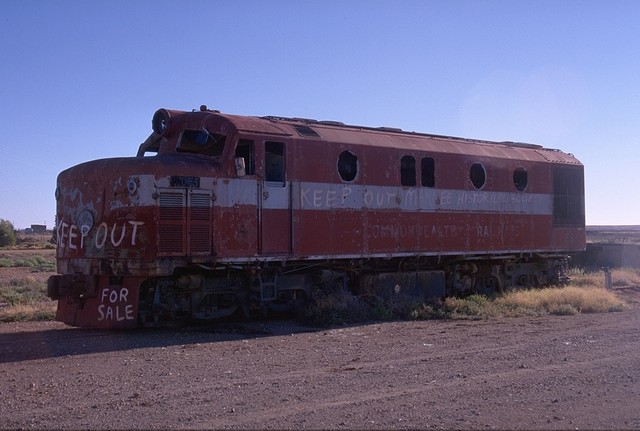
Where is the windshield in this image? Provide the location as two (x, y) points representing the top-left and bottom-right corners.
(176, 129), (226, 156)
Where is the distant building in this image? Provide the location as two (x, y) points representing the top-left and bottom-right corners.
(573, 243), (640, 268)
(30, 224), (46, 233)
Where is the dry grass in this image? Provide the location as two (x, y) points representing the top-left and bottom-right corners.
(0, 275), (56, 322)
(440, 268), (632, 319)
(568, 267), (640, 288)
(443, 295), (499, 319)
(0, 302), (56, 322)
(304, 269), (632, 325)
(0, 254), (55, 271)
(495, 286), (625, 316)
(0, 248), (57, 322)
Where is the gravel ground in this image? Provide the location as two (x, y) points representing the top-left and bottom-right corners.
(1, 287), (639, 430)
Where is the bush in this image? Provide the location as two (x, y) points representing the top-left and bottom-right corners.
(0, 219), (17, 247)
(495, 286), (625, 314)
(444, 294), (495, 319)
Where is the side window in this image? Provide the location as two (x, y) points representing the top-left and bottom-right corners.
(401, 155), (416, 186)
(421, 157), (435, 187)
(513, 167), (527, 191)
(265, 141), (285, 184)
(338, 150), (358, 182)
(470, 162), (486, 189)
(235, 139), (255, 175)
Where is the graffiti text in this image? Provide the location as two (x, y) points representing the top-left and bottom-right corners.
(97, 287), (135, 322)
(57, 220), (144, 251)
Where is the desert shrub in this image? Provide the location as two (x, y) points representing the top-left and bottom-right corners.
(1, 255), (56, 272)
(299, 281), (627, 326)
(547, 303), (579, 315)
(443, 294), (496, 319)
(0, 275), (55, 322)
(0, 304), (56, 322)
(0, 276), (45, 306)
(14, 259), (35, 268)
(0, 219), (17, 247)
(408, 303), (444, 320)
(496, 286), (625, 315)
(566, 267), (604, 287)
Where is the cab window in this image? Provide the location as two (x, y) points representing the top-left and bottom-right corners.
(177, 129), (226, 156)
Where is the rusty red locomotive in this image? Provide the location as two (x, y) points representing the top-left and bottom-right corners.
(47, 105), (585, 328)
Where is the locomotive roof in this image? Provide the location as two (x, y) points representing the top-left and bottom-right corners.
(217, 110), (581, 165)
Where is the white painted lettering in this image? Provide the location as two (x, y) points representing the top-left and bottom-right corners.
(110, 222), (126, 247)
(341, 187), (352, 201)
(68, 224), (78, 250)
(95, 222), (108, 249)
(326, 190), (337, 208)
(57, 219), (144, 251)
(301, 187), (311, 207)
(59, 221), (69, 249)
(404, 190), (417, 208)
(128, 221), (144, 245)
(364, 191), (373, 206)
(80, 225), (90, 249)
(97, 287), (136, 322)
(313, 189), (323, 208)
(109, 289), (118, 303)
(119, 287), (129, 302)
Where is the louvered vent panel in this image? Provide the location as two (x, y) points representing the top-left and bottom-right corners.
(159, 193), (184, 220)
(190, 194), (211, 221)
(189, 192), (212, 254)
(189, 225), (210, 253)
(159, 225), (184, 253)
(158, 191), (186, 254)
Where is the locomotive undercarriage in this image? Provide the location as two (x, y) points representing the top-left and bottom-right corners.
(137, 266), (345, 327)
(135, 253), (569, 327)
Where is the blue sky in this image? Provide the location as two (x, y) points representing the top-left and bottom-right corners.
(1, 0), (639, 228)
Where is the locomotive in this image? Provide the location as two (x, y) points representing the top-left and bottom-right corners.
(47, 105), (585, 328)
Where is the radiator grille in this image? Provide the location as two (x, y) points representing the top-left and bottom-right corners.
(190, 194), (211, 221)
(157, 189), (212, 255)
(159, 224), (184, 253)
(189, 193), (212, 254)
(159, 193), (184, 221)
(158, 191), (186, 254)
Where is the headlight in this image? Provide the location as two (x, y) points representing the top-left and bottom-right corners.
(127, 178), (139, 195)
(152, 109), (171, 136)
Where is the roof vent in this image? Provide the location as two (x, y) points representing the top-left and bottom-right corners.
(292, 124), (320, 138)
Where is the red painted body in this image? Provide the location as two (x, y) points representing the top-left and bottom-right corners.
(48, 107), (585, 328)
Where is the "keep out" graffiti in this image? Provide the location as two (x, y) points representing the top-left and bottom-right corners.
(57, 220), (144, 250)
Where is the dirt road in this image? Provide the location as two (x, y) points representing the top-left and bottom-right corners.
(1, 289), (639, 430)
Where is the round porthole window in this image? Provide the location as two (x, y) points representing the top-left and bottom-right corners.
(470, 162), (486, 189)
(338, 150), (358, 182)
